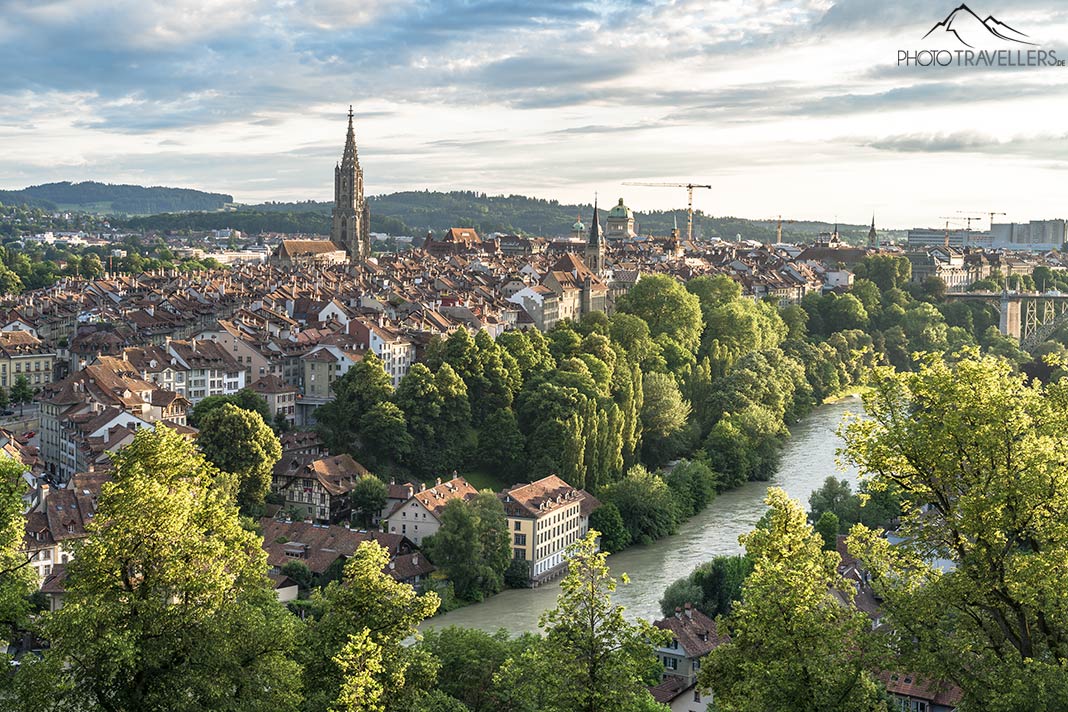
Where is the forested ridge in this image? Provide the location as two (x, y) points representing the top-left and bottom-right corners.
(3, 184), (904, 243)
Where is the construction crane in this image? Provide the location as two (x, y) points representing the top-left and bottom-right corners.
(622, 181), (711, 242)
(756, 216), (798, 245)
(938, 217), (966, 248)
(957, 210), (1007, 231)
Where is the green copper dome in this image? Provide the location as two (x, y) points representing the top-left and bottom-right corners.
(573, 219), (586, 231)
(608, 198), (632, 219)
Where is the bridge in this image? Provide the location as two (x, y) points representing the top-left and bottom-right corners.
(945, 291), (1068, 349)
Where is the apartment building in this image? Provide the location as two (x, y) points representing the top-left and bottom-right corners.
(0, 329), (56, 389)
(499, 475), (599, 585)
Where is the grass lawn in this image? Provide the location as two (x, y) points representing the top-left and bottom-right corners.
(455, 468), (512, 492)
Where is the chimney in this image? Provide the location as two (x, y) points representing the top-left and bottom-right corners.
(412, 554), (419, 566)
(38, 483), (49, 510)
(388, 560), (395, 570)
(674, 607), (682, 619)
(418, 482), (426, 493)
(684, 602), (693, 619)
(405, 484), (414, 498)
(435, 476), (442, 486)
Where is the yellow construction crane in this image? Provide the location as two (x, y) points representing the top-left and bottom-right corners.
(622, 181), (712, 242)
(957, 210), (1007, 231)
(760, 216), (798, 244)
(938, 217), (966, 247)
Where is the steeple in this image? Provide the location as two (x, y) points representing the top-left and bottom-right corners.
(585, 196), (605, 277)
(868, 214), (879, 249)
(332, 106), (370, 261)
(587, 197), (602, 247)
(342, 105), (357, 166)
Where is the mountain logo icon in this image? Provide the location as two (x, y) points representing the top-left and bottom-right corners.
(923, 4), (1036, 48)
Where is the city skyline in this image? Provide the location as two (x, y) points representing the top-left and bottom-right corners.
(3, 0), (1068, 228)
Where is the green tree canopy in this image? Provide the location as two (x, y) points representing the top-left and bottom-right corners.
(495, 529), (671, 712)
(700, 488), (884, 711)
(197, 403), (282, 516)
(38, 426), (302, 711)
(844, 353), (1068, 710)
(350, 475), (388, 529)
(303, 541), (440, 712)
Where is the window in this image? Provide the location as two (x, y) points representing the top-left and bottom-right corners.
(694, 690), (701, 703)
(664, 657), (677, 671)
(692, 659), (700, 671)
(513, 533), (526, 546)
(514, 520), (521, 531)
(513, 548), (526, 560)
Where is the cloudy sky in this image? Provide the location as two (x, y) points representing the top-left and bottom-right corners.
(2, 0), (1067, 227)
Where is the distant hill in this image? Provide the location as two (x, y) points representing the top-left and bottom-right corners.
(0, 181), (232, 214)
(247, 191), (902, 245)
(2, 183), (902, 244)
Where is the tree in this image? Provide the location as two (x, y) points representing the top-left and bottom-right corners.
(0, 387), (8, 411)
(807, 476), (859, 528)
(588, 502), (630, 553)
(422, 493), (510, 602)
(9, 376), (31, 414)
(0, 457), (34, 645)
(303, 541), (440, 712)
(38, 426), (302, 711)
(197, 403), (282, 516)
(843, 353), (1068, 710)
(476, 407), (525, 478)
(418, 627), (537, 712)
(358, 401), (413, 469)
(190, 388), (271, 427)
(350, 475), (387, 529)
(393, 363), (443, 476)
(663, 459), (716, 518)
(700, 488), (884, 711)
(616, 274), (704, 355)
(599, 465), (679, 545)
(814, 511), (840, 550)
(315, 352), (394, 452)
(497, 530), (671, 712)
(659, 555), (752, 619)
(639, 372), (690, 442)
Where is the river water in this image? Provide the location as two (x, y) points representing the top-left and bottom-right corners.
(421, 396), (865, 635)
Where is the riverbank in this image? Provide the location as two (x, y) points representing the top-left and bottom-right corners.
(421, 398), (862, 635)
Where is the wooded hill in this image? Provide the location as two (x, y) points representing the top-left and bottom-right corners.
(0, 181), (233, 214)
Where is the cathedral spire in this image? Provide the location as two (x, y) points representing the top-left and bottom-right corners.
(588, 196), (602, 247)
(342, 105), (357, 165)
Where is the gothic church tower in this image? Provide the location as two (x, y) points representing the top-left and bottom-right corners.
(332, 107), (371, 260)
(585, 198), (605, 276)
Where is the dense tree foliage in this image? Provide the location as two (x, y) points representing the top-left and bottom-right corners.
(494, 530), (671, 712)
(422, 493), (511, 602)
(189, 388), (272, 428)
(197, 403), (282, 517)
(844, 354), (1068, 710)
(0, 458), (34, 647)
(301, 541), (440, 712)
(701, 488), (885, 711)
(28, 426), (302, 711)
(659, 554), (753, 619)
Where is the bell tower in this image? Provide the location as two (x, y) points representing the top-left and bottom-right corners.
(332, 106), (371, 260)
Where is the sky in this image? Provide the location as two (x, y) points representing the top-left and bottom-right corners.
(2, 0), (1067, 228)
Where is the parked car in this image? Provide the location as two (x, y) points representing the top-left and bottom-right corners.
(0, 410), (13, 416)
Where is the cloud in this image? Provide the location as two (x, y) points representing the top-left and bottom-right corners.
(864, 131), (1068, 162)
